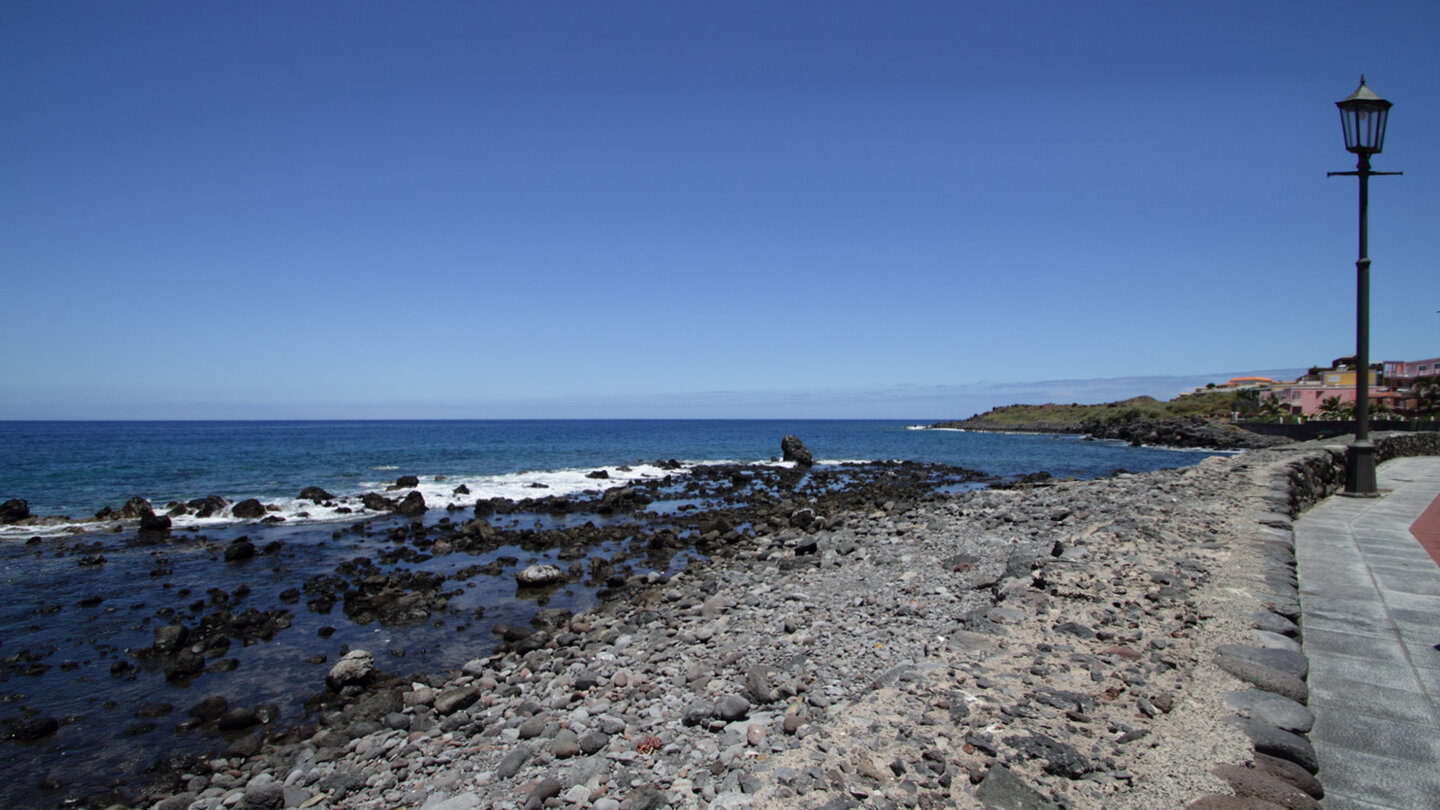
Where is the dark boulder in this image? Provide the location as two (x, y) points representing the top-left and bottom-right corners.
(153, 623), (190, 654)
(140, 511), (172, 533)
(392, 475), (419, 489)
(187, 495), (228, 518)
(217, 707), (260, 731)
(224, 538), (257, 562)
(8, 716), (59, 741)
(0, 499), (30, 523)
(186, 695), (229, 722)
(394, 491), (427, 517)
(781, 435), (814, 467)
(299, 486), (335, 503)
(586, 469), (610, 479)
(118, 496), (154, 520)
(231, 499), (266, 519)
(361, 493), (396, 512)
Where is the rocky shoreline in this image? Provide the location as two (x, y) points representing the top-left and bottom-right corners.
(77, 433), (1431, 810)
(927, 416), (1292, 452)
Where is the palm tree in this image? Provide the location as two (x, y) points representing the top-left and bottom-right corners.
(1319, 396), (1347, 420)
(1414, 378), (1439, 416)
(1259, 396), (1288, 422)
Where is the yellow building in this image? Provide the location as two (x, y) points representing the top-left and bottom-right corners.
(1321, 370), (1379, 387)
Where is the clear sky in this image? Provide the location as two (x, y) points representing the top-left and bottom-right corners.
(2, 2), (1437, 419)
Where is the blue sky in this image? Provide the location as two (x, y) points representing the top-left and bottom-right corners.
(2, 2), (1437, 419)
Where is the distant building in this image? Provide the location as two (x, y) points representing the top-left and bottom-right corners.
(1383, 357), (1440, 386)
(1319, 369), (1378, 387)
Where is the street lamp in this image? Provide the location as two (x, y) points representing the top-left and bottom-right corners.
(1329, 76), (1401, 496)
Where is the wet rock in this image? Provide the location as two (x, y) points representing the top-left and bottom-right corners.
(515, 564), (565, 588)
(394, 490), (426, 516)
(781, 435), (813, 467)
(218, 707), (260, 731)
(299, 486), (335, 503)
(224, 538), (257, 562)
(187, 495), (229, 517)
(186, 695), (228, 722)
(8, 715), (59, 741)
(0, 498), (30, 523)
(362, 492), (396, 511)
(326, 649), (375, 692)
(231, 499), (266, 519)
(118, 496), (154, 519)
(164, 650), (205, 681)
(152, 623), (189, 655)
(139, 510), (172, 532)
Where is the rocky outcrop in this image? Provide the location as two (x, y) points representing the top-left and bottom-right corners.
(299, 486), (335, 503)
(781, 434), (814, 467)
(0, 499), (30, 523)
(231, 499), (267, 519)
(1085, 417), (1292, 450)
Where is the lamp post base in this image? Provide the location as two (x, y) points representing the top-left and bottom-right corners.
(1344, 440), (1379, 496)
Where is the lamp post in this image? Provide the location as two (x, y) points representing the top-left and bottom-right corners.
(1329, 76), (1401, 496)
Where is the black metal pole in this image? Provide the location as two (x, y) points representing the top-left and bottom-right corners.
(1347, 151), (1377, 494)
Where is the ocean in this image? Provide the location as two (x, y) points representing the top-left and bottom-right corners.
(0, 420), (1220, 529)
(0, 420), (1226, 808)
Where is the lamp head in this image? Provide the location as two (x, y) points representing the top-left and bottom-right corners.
(1336, 75), (1393, 155)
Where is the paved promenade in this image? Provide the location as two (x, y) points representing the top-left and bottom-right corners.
(1295, 455), (1440, 809)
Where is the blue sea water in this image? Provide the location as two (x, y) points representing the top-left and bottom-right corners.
(0, 420), (1227, 808)
(0, 419), (1222, 523)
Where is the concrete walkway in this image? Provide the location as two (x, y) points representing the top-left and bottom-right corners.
(1295, 456), (1440, 809)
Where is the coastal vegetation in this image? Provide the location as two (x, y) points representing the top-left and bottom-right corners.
(931, 391), (1241, 432)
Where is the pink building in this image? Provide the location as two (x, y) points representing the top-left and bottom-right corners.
(1267, 383), (1404, 417)
(1383, 357), (1440, 386)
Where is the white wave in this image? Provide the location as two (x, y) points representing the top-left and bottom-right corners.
(0, 456), (825, 539)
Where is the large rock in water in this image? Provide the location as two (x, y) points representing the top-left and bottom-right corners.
(781, 435), (813, 467)
(326, 650), (375, 692)
(299, 486), (335, 503)
(394, 491), (426, 516)
(231, 499), (266, 519)
(515, 564), (565, 588)
(0, 499), (30, 523)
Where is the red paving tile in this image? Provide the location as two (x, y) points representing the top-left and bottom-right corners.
(1409, 493), (1440, 568)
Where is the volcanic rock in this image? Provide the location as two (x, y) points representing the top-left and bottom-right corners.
(0, 499), (30, 523)
(394, 490), (427, 516)
(299, 486), (335, 503)
(231, 499), (266, 519)
(781, 435), (814, 467)
(326, 649), (375, 693)
(515, 564), (565, 588)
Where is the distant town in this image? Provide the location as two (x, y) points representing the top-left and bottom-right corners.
(1192, 355), (1440, 421)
